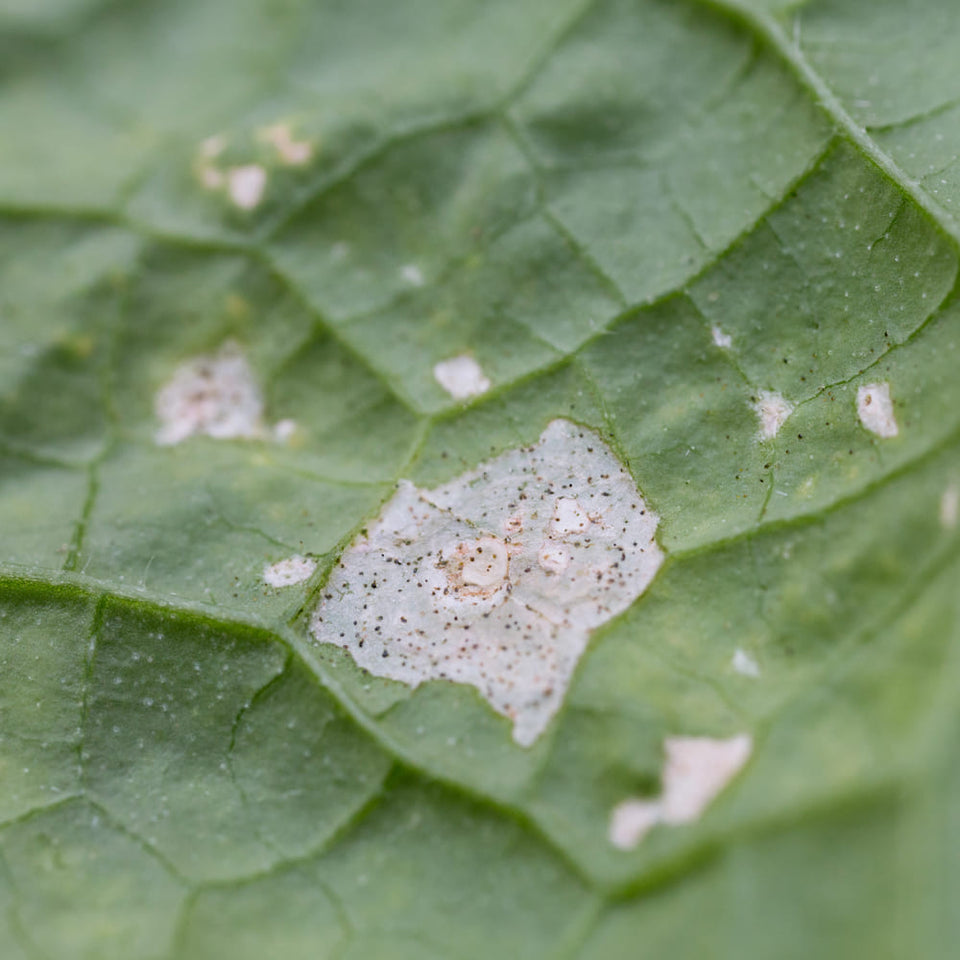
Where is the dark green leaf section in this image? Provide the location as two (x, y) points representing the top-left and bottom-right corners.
(2, 0), (960, 957)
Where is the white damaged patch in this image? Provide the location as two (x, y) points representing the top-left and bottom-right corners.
(154, 341), (265, 445)
(401, 264), (425, 287)
(753, 390), (793, 440)
(227, 164), (268, 210)
(433, 354), (491, 400)
(731, 648), (760, 678)
(310, 419), (664, 746)
(608, 799), (662, 851)
(711, 325), (732, 349)
(273, 418), (299, 444)
(258, 123), (313, 166)
(264, 555), (317, 587)
(609, 734), (753, 850)
(856, 382), (898, 438)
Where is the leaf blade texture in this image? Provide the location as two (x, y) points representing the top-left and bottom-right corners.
(1, 0), (960, 957)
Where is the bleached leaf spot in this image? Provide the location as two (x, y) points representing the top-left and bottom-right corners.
(753, 390), (793, 440)
(941, 484), (959, 530)
(433, 354), (491, 400)
(856, 382), (898, 438)
(273, 419), (299, 444)
(731, 648), (760, 678)
(608, 800), (662, 850)
(711, 325), (732, 349)
(609, 734), (752, 850)
(401, 264), (425, 286)
(258, 123), (313, 166)
(310, 419), (664, 746)
(263, 556), (317, 588)
(227, 164), (268, 210)
(154, 341), (265, 445)
(658, 734), (753, 823)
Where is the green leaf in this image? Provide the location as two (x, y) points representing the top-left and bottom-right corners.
(2, 0), (960, 956)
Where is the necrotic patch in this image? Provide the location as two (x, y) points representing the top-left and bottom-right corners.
(752, 390), (794, 440)
(227, 164), (268, 210)
(154, 341), (265, 445)
(309, 419), (664, 746)
(856, 382), (898, 438)
(731, 648), (760, 678)
(711, 325), (732, 349)
(609, 734), (753, 850)
(264, 556), (317, 587)
(258, 123), (313, 166)
(433, 354), (491, 400)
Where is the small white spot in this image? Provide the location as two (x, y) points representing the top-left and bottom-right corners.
(659, 735), (753, 824)
(608, 800), (662, 850)
(227, 164), (267, 210)
(433, 354), (491, 400)
(940, 485), (959, 530)
(401, 264), (425, 287)
(609, 734), (752, 850)
(310, 420), (664, 746)
(711, 325), (732, 349)
(731, 648), (760, 678)
(264, 556), (317, 588)
(856, 382), (898, 438)
(753, 390), (794, 440)
(258, 123), (313, 166)
(273, 418), (299, 443)
(154, 341), (265, 445)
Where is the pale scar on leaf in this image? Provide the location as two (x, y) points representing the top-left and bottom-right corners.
(310, 419), (664, 745)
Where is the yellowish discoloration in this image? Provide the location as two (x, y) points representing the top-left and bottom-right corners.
(258, 123), (313, 166)
(195, 135), (227, 190)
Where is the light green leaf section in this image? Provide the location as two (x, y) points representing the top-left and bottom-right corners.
(2, 0), (960, 957)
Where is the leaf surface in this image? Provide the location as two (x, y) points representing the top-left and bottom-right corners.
(2, 0), (960, 956)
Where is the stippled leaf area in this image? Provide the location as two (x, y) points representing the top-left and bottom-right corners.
(2, 0), (960, 957)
